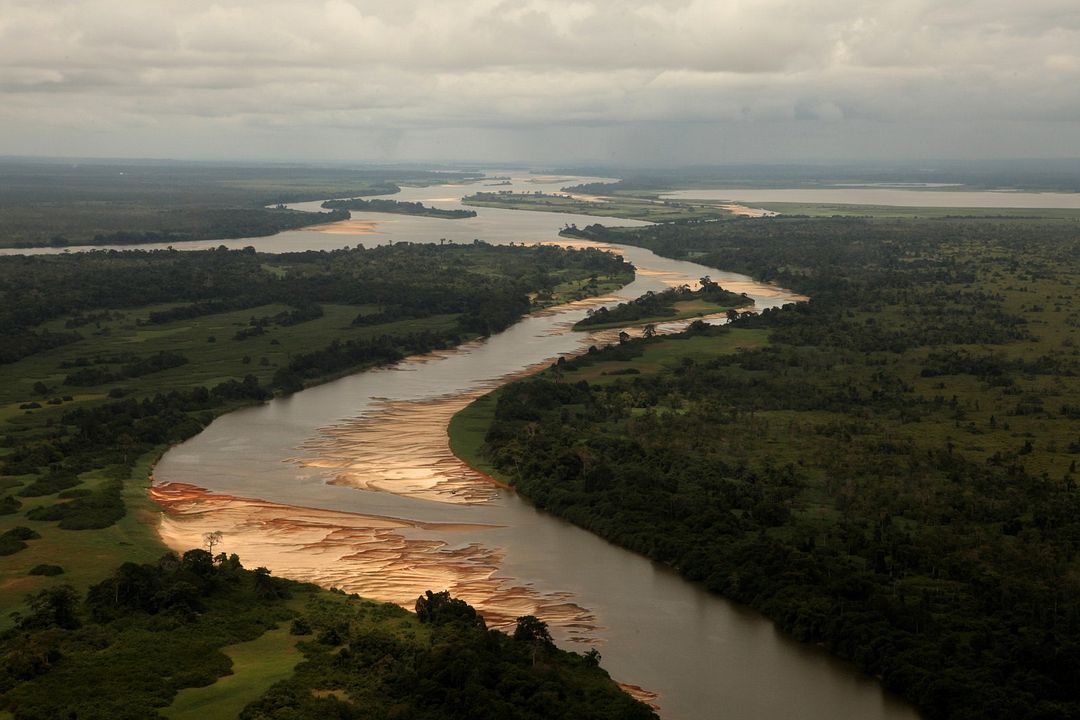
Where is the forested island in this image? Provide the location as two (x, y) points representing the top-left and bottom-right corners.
(456, 215), (1080, 720)
(321, 197), (477, 218)
(573, 279), (750, 331)
(462, 191), (729, 222)
(0, 242), (647, 718)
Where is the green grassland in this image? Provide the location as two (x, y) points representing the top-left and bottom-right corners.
(162, 624), (303, 720)
(462, 191), (731, 221)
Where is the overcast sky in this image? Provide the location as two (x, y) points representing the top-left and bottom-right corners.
(2, 0), (1079, 165)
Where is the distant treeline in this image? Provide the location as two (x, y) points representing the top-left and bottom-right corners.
(321, 197), (476, 218)
(12, 208), (350, 249)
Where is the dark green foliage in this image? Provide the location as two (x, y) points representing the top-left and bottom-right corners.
(322, 197), (477, 218)
(0, 558), (652, 720)
(3, 527), (41, 541)
(16, 471), (81, 497)
(26, 482), (125, 530)
(0, 526), (40, 555)
(0, 554), (294, 719)
(485, 216), (1080, 720)
(0, 242), (627, 365)
(0, 495), (20, 515)
(62, 351), (189, 386)
(240, 593), (656, 720)
(19, 585), (81, 630)
(415, 589), (485, 629)
(83, 208), (350, 247)
(28, 565), (64, 577)
(575, 281), (747, 329)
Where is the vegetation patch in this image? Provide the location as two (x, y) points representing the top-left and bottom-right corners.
(461, 215), (1080, 720)
(463, 190), (732, 222)
(321, 197), (477, 218)
(0, 554), (655, 720)
(574, 278), (750, 331)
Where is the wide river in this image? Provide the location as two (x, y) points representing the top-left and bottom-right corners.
(22, 174), (920, 719)
(663, 186), (1080, 208)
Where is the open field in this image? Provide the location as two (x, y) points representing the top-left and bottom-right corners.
(162, 624), (303, 720)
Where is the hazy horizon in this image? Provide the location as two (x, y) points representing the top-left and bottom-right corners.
(2, 1), (1080, 165)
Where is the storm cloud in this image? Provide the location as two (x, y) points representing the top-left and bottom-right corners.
(1, 0), (1079, 163)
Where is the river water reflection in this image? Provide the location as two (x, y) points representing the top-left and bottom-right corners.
(51, 172), (917, 719)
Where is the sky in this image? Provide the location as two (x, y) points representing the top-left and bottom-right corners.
(1, 0), (1079, 165)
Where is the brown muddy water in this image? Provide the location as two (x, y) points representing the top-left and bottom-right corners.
(15, 173), (920, 719)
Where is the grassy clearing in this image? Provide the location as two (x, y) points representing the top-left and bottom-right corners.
(162, 625), (303, 720)
(564, 330), (770, 383)
(448, 392), (509, 485)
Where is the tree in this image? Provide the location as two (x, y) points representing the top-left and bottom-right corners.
(203, 530), (223, 555)
(21, 585), (81, 630)
(642, 323), (657, 339)
(514, 614), (553, 666)
(415, 589), (485, 629)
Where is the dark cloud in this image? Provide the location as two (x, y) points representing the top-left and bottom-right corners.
(1, 0), (1078, 162)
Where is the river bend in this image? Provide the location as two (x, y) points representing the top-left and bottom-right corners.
(34, 173), (917, 719)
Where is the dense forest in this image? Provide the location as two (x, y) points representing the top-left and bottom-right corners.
(0, 160), (481, 247)
(476, 216), (1080, 720)
(0, 241), (642, 717)
(0, 552), (654, 719)
(321, 197), (477, 218)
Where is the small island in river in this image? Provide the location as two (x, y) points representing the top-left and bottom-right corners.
(321, 197), (477, 218)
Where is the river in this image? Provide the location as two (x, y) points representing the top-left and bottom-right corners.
(662, 186), (1080, 208)
(21, 172), (920, 719)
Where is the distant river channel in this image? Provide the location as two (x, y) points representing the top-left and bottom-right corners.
(14, 174), (921, 719)
(662, 186), (1080, 209)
